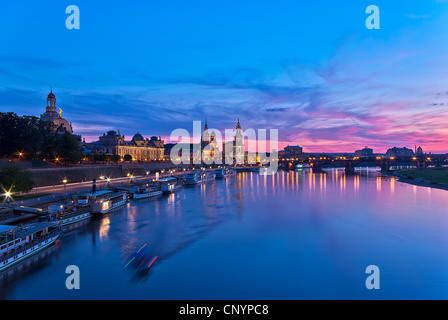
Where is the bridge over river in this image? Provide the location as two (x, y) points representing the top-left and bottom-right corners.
(278, 155), (447, 174)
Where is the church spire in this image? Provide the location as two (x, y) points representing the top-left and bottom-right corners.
(46, 87), (56, 110)
(236, 118), (241, 129)
(204, 116), (208, 131)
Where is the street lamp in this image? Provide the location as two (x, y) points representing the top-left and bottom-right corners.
(4, 191), (11, 207)
(62, 179), (68, 190)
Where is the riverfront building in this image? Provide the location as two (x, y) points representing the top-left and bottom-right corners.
(278, 145), (306, 161)
(164, 118), (246, 164)
(86, 130), (164, 161)
(116, 133), (164, 162)
(385, 146), (415, 157)
(201, 118), (220, 161)
(354, 146), (373, 157)
(221, 118), (246, 164)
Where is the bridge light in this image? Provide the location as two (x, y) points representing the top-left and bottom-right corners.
(390, 157), (395, 160)
(412, 157), (417, 160)
(427, 157), (431, 161)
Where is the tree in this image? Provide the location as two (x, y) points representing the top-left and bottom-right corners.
(0, 112), (53, 159)
(55, 132), (81, 164)
(0, 113), (81, 163)
(0, 164), (34, 194)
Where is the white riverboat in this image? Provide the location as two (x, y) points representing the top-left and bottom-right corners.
(215, 167), (237, 179)
(39, 203), (91, 226)
(132, 184), (163, 200)
(0, 222), (61, 272)
(184, 170), (216, 185)
(158, 177), (183, 194)
(77, 190), (128, 214)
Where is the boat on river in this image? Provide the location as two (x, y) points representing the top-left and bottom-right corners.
(132, 184), (163, 200)
(184, 170), (216, 185)
(215, 167), (236, 179)
(39, 202), (91, 226)
(0, 222), (61, 272)
(76, 189), (127, 214)
(158, 177), (183, 194)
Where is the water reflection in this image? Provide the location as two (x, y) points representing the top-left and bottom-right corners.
(99, 217), (110, 241)
(3, 169), (448, 299)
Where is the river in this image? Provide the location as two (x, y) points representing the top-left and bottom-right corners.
(1, 169), (448, 299)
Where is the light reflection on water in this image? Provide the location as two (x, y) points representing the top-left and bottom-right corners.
(2, 169), (448, 299)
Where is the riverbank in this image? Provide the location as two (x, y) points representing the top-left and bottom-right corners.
(0, 167), (204, 224)
(28, 162), (192, 187)
(392, 167), (448, 192)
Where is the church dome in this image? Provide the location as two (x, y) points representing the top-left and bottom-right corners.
(132, 133), (144, 141)
(40, 88), (73, 134)
(53, 117), (73, 134)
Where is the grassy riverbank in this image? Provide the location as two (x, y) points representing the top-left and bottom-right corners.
(394, 167), (448, 191)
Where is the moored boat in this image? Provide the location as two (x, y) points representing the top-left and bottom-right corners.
(77, 189), (128, 214)
(184, 170), (216, 185)
(158, 177), (183, 194)
(0, 222), (61, 272)
(132, 184), (163, 200)
(39, 203), (91, 226)
(215, 167), (236, 179)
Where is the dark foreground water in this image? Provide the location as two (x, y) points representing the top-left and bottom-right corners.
(2, 169), (448, 299)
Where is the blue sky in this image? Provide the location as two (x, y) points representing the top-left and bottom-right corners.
(1, 0), (448, 153)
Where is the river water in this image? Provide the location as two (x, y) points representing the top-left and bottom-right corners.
(1, 169), (448, 299)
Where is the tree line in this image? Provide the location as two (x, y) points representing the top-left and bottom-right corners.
(0, 112), (81, 163)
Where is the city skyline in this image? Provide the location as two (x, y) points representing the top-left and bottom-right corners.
(2, 1), (448, 153)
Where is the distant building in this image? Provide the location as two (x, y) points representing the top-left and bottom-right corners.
(416, 146), (424, 155)
(165, 119), (248, 164)
(201, 118), (220, 161)
(98, 130), (125, 154)
(165, 142), (201, 163)
(354, 146), (373, 157)
(284, 146), (303, 155)
(40, 88), (73, 134)
(86, 130), (164, 161)
(385, 146), (414, 157)
(116, 134), (164, 161)
(279, 145), (305, 160)
(234, 119), (244, 164)
(221, 118), (246, 164)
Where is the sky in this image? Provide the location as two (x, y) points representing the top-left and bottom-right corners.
(1, 0), (448, 153)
